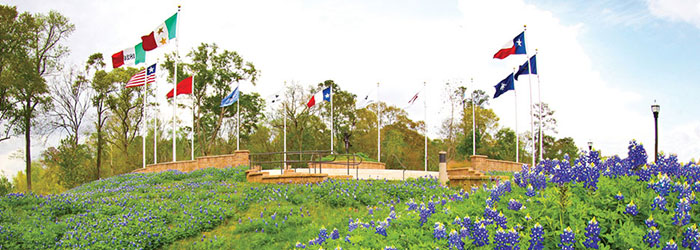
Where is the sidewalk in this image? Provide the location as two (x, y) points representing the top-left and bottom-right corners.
(262, 168), (438, 181)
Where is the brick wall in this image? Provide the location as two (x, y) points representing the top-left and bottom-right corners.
(308, 161), (386, 170)
(470, 155), (524, 172)
(132, 150), (250, 174)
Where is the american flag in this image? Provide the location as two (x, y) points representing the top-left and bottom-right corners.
(125, 64), (156, 88)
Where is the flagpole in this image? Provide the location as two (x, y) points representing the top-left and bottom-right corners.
(154, 59), (159, 164)
(236, 84), (240, 151)
(283, 81), (287, 169)
(142, 73), (147, 168)
(524, 25), (535, 167)
(536, 49), (543, 161)
(514, 67), (519, 163)
(330, 85), (334, 154)
(424, 81), (427, 172)
(377, 82), (381, 162)
(471, 78), (476, 156)
(172, 5), (181, 162)
(191, 75), (195, 160)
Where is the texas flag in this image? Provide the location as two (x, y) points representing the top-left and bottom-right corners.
(307, 87), (331, 108)
(493, 32), (526, 59)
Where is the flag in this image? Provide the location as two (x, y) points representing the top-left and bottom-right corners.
(267, 90), (283, 105)
(494, 73), (515, 99)
(407, 92), (420, 105)
(141, 13), (178, 51)
(514, 55), (537, 80)
(112, 43), (146, 68)
(125, 64), (156, 88)
(356, 88), (377, 109)
(166, 76), (193, 98)
(306, 87), (331, 108)
(493, 32), (526, 59)
(220, 86), (240, 107)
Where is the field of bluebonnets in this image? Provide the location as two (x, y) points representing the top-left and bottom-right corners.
(1, 140), (699, 249)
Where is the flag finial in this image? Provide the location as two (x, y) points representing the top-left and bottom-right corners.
(178, 5), (181, 11)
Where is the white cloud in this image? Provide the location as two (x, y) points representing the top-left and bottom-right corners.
(648, 0), (700, 28)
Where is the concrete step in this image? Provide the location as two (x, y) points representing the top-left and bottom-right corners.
(447, 167), (484, 178)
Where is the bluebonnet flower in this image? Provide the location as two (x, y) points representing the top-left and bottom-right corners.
(672, 198), (691, 226)
(528, 223), (544, 250)
(508, 199), (523, 211)
(644, 226), (661, 248)
(433, 222), (447, 240)
(459, 226), (470, 239)
(649, 173), (673, 197)
(494, 211), (508, 229)
(407, 199), (418, 210)
(344, 235), (351, 244)
(652, 195), (668, 212)
(486, 197), (496, 207)
(375, 222), (388, 237)
(388, 211), (397, 220)
(472, 221), (489, 247)
(331, 228), (339, 240)
(559, 226), (575, 250)
(419, 204), (431, 226)
(637, 164), (653, 182)
(494, 228), (519, 250)
(484, 206), (498, 221)
(448, 229), (464, 250)
(625, 200), (638, 216)
(583, 217), (600, 249)
(453, 216), (461, 225)
(662, 239), (678, 250)
(462, 216), (473, 238)
(614, 191), (624, 201)
(316, 227), (328, 245)
(682, 224), (700, 249)
(334, 246), (342, 250)
(627, 140), (648, 169)
(526, 184), (537, 197)
(295, 242), (306, 248)
(645, 214), (658, 228)
(384, 246), (397, 250)
(348, 218), (358, 232)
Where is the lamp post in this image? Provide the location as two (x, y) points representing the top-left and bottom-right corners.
(587, 141), (593, 151)
(651, 102), (660, 162)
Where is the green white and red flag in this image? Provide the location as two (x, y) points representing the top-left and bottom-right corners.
(112, 43), (146, 68)
(141, 13), (178, 51)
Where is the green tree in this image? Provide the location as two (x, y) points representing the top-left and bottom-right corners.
(546, 136), (579, 160)
(8, 9), (74, 192)
(0, 174), (12, 196)
(533, 102), (557, 159)
(42, 138), (93, 189)
(457, 90), (499, 158)
(105, 67), (143, 174)
(314, 80), (357, 154)
(88, 53), (113, 180)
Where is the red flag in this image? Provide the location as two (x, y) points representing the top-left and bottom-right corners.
(166, 76), (193, 98)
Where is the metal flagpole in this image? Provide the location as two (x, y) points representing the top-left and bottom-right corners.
(524, 25), (535, 167)
(536, 49), (543, 161)
(424, 81), (427, 172)
(514, 67), (519, 163)
(172, 5), (181, 162)
(154, 59), (159, 164)
(236, 84), (240, 151)
(191, 75), (195, 160)
(142, 73), (147, 168)
(377, 82), (381, 162)
(330, 85), (334, 154)
(283, 81), (287, 168)
(471, 78), (476, 156)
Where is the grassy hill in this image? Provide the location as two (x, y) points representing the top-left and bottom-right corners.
(1, 142), (699, 249)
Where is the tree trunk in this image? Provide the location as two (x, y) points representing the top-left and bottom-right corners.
(24, 100), (31, 192)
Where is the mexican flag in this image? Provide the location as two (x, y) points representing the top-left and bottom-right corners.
(112, 43), (146, 68)
(141, 13), (178, 51)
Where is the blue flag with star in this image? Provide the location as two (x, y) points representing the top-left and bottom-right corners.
(514, 55), (537, 81)
(494, 73), (515, 99)
(220, 86), (240, 107)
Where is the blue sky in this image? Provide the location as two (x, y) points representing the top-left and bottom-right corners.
(1, 0), (699, 178)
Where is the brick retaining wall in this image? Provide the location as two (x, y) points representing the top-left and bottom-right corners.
(307, 161), (385, 169)
(132, 150), (250, 174)
(469, 155), (524, 172)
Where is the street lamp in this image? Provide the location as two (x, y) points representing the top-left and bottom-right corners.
(587, 141), (593, 151)
(651, 102), (660, 162)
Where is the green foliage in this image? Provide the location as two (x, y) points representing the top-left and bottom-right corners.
(0, 175), (12, 196)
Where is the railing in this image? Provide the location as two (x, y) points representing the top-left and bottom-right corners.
(249, 151), (363, 177)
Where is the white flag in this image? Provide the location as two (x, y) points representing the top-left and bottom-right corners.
(356, 88), (377, 109)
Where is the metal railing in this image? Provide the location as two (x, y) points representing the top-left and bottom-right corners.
(249, 150), (363, 177)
